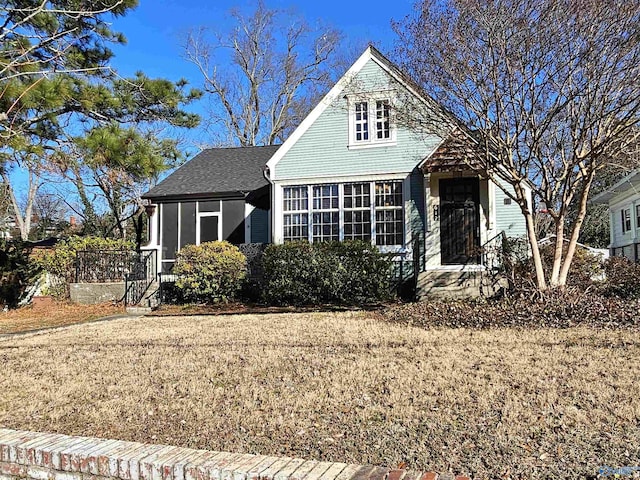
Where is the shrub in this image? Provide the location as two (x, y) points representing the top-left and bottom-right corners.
(0, 240), (40, 308)
(261, 240), (391, 306)
(36, 236), (134, 298)
(602, 256), (640, 299)
(173, 241), (246, 303)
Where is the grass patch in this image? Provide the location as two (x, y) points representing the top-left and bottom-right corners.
(0, 302), (124, 334)
(0, 311), (637, 478)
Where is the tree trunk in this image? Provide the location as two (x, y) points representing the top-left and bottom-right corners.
(557, 175), (595, 286)
(549, 219), (564, 287)
(2, 170), (37, 240)
(524, 210), (547, 290)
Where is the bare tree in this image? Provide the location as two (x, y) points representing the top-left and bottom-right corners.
(395, 0), (640, 289)
(185, 1), (343, 147)
(0, 151), (46, 240)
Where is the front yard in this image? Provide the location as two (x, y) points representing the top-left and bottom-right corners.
(0, 312), (638, 478)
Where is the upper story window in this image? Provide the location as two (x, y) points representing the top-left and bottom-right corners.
(375, 100), (391, 140)
(622, 208), (631, 233)
(349, 94), (396, 148)
(354, 102), (369, 142)
(636, 205), (640, 230)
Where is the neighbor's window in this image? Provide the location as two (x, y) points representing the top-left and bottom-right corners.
(636, 205), (640, 230)
(344, 183), (371, 241)
(283, 186), (308, 241)
(312, 184), (339, 242)
(622, 208), (631, 233)
(375, 181), (403, 246)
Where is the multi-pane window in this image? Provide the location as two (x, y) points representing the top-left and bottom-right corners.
(344, 183), (371, 241)
(282, 181), (404, 246)
(312, 185), (339, 242)
(375, 182), (403, 246)
(375, 100), (390, 140)
(622, 208), (631, 233)
(283, 186), (308, 241)
(636, 205), (640, 231)
(354, 102), (369, 142)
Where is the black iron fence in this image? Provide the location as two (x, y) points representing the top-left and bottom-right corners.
(75, 250), (140, 283)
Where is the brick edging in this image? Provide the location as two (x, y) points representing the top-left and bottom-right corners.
(0, 429), (469, 480)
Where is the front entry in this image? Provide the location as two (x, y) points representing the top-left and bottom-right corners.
(439, 177), (480, 264)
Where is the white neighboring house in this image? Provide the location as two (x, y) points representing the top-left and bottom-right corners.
(592, 170), (640, 261)
(0, 215), (15, 240)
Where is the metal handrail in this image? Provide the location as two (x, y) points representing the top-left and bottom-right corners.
(124, 250), (157, 307)
(480, 230), (507, 270)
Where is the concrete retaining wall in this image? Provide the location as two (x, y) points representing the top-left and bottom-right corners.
(0, 429), (469, 480)
(70, 282), (125, 304)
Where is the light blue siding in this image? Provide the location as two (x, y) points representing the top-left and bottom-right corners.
(273, 59), (442, 180)
(408, 168), (426, 268)
(494, 181), (527, 237)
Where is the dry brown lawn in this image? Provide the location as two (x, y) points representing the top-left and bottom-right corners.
(0, 302), (124, 334)
(0, 312), (638, 479)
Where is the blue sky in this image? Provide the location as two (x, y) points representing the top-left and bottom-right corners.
(11, 1), (416, 211)
(108, 0), (415, 149)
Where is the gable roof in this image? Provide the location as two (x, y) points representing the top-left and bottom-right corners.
(143, 145), (280, 200)
(591, 170), (640, 204)
(265, 45), (457, 179)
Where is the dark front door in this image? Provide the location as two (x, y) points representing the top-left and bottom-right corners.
(439, 178), (480, 264)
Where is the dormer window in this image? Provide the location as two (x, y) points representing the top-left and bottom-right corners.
(348, 94), (396, 148)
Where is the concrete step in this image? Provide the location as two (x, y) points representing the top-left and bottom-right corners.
(416, 269), (507, 300)
(126, 306), (153, 315)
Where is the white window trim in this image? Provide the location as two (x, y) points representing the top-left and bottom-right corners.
(347, 92), (397, 149)
(196, 200), (223, 245)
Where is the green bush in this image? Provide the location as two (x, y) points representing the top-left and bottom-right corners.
(0, 240), (40, 308)
(36, 236), (133, 298)
(173, 241), (246, 303)
(261, 240), (392, 306)
(602, 256), (640, 299)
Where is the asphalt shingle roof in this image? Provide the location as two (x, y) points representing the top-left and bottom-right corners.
(143, 145), (280, 200)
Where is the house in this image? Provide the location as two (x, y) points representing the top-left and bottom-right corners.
(142, 46), (529, 296)
(591, 170), (640, 261)
(142, 145), (278, 273)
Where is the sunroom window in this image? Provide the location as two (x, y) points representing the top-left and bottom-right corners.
(281, 181), (404, 247)
(375, 181), (403, 246)
(312, 185), (339, 242)
(344, 183), (371, 241)
(283, 186), (308, 241)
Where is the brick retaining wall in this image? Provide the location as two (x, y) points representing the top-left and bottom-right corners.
(0, 429), (469, 480)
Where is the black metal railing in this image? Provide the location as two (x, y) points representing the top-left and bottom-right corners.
(75, 250), (139, 283)
(386, 238), (422, 299)
(124, 250), (157, 307)
(480, 230), (507, 271)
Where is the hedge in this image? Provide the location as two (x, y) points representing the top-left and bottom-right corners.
(261, 240), (391, 306)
